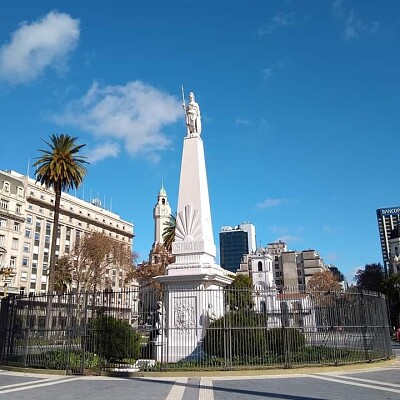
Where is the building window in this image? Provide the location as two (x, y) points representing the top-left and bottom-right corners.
(10, 257), (16, 268)
(0, 199), (9, 209)
(20, 272), (28, 282)
(25, 228), (31, 238)
(0, 218), (6, 228)
(3, 182), (10, 192)
(258, 261), (263, 272)
(23, 242), (30, 253)
(0, 235), (5, 246)
(14, 222), (20, 231)
(26, 214), (32, 224)
(22, 257), (29, 267)
(12, 238), (18, 250)
(28, 204), (33, 210)
(39, 207), (44, 214)
(16, 204), (22, 213)
(17, 187), (24, 197)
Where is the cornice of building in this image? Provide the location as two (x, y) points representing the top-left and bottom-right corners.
(27, 196), (134, 239)
(0, 209), (25, 223)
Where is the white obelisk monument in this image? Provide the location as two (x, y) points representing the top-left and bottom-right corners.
(155, 90), (232, 362)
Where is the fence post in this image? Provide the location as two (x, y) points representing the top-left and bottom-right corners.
(0, 297), (10, 363)
(81, 291), (89, 374)
(359, 290), (370, 362)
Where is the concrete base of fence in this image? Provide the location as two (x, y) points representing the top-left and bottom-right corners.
(99, 357), (396, 378)
(0, 364), (67, 375)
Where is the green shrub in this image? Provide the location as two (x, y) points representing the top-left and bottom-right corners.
(265, 328), (305, 355)
(203, 311), (267, 359)
(86, 315), (141, 362)
(28, 350), (103, 370)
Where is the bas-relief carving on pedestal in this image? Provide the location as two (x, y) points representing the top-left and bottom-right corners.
(175, 204), (202, 242)
(174, 296), (196, 333)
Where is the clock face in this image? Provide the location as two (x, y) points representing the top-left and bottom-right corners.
(161, 207), (167, 214)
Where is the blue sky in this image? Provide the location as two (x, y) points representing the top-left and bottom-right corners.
(0, 1), (399, 281)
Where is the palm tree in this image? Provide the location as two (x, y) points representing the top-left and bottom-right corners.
(162, 213), (176, 252)
(33, 134), (88, 294)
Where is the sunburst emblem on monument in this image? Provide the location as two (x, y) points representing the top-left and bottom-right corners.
(175, 204), (202, 241)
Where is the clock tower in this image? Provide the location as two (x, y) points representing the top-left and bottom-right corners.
(152, 183), (171, 248)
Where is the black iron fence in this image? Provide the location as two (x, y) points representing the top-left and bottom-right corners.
(0, 287), (392, 374)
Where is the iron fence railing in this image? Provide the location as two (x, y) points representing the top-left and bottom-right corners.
(0, 287), (392, 374)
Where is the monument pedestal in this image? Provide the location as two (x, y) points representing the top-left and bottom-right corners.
(155, 274), (231, 362)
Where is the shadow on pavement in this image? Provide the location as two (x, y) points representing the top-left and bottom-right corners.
(135, 377), (327, 400)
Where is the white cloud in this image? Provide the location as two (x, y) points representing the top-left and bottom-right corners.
(0, 11), (80, 84)
(235, 118), (251, 126)
(256, 198), (287, 209)
(262, 67), (273, 80)
(54, 81), (182, 159)
(86, 142), (120, 163)
(262, 60), (286, 81)
(276, 235), (302, 243)
(258, 12), (295, 35)
(332, 6), (380, 41)
(331, 0), (344, 18)
(344, 10), (364, 40)
(322, 225), (341, 233)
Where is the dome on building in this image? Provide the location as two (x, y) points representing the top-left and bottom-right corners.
(390, 225), (400, 239)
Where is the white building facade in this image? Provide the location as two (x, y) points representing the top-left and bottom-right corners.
(0, 170), (134, 295)
(238, 241), (329, 292)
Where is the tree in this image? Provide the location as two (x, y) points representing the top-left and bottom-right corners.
(54, 256), (73, 293)
(71, 231), (134, 292)
(307, 270), (341, 292)
(162, 214), (176, 252)
(133, 244), (173, 290)
(383, 273), (400, 327)
(33, 134), (88, 294)
(226, 274), (253, 310)
(355, 263), (385, 293)
(133, 244), (174, 335)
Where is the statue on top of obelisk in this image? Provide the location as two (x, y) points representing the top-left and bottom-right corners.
(182, 88), (202, 137)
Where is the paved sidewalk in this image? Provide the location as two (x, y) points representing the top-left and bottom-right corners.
(0, 357), (398, 400)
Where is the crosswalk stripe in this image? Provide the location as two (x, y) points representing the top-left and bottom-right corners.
(199, 378), (213, 400)
(309, 374), (400, 394)
(0, 377), (80, 395)
(315, 374), (400, 388)
(0, 377), (65, 390)
(165, 377), (187, 400)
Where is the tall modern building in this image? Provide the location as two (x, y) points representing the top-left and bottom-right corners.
(376, 206), (400, 275)
(0, 169), (135, 295)
(219, 223), (256, 273)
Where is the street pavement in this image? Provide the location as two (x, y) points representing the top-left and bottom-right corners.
(0, 347), (399, 400)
